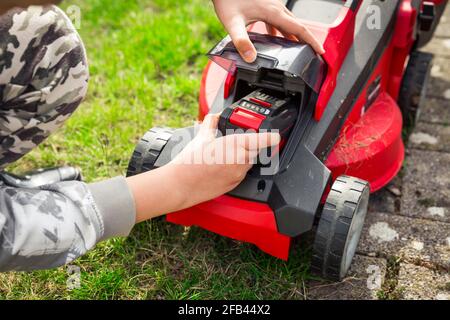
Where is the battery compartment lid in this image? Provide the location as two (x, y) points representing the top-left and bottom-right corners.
(207, 32), (326, 93)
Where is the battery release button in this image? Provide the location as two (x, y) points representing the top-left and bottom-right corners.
(230, 107), (265, 131)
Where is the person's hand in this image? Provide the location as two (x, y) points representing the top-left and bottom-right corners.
(168, 114), (280, 208)
(212, 0), (325, 63)
(128, 114), (280, 222)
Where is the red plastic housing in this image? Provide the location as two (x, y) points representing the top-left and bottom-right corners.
(167, 196), (291, 260)
(229, 107), (266, 131)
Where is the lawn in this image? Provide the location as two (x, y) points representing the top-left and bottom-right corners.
(0, 0), (317, 299)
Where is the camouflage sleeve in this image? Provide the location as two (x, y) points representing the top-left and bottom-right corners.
(0, 5), (137, 271)
(0, 177), (136, 271)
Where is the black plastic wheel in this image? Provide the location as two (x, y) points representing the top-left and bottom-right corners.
(398, 51), (433, 130)
(126, 127), (174, 177)
(311, 175), (370, 281)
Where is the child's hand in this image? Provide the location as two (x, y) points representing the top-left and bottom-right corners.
(168, 114), (280, 209)
(212, 0), (325, 63)
(128, 114), (280, 223)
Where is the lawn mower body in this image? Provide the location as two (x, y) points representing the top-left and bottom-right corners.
(128, 0), (447, 276)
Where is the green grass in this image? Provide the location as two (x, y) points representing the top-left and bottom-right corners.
(0, 0), (318, 300)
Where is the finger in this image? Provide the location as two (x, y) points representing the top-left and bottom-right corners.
(284, 7), (295, 17)
(236, 149), (259, 165)
(266, 23), (298, 41)
(280, 31), (299, 41)
(267, 12), (325, 54)
(281, 7), (300, 41)
(198, 113), (220, 138)
(225, 16), (257, 63)
(234, 132), (281, 151)
(265, 23), (278, 36)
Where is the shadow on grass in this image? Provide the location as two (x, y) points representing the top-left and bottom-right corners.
(122, 218), (317, 299)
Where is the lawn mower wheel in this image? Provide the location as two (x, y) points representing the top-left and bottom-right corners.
(311, 175), (370, 281)
(126, 127), (174, 177)
(398, 51), (433, 130)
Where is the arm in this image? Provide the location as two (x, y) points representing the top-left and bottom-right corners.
(0, 179), (114, 271)
(0, 115), (279, 271)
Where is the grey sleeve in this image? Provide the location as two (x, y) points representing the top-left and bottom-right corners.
(0, 176), (136, 272)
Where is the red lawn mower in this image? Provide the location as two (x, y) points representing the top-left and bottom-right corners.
(127, 0), (447, 280)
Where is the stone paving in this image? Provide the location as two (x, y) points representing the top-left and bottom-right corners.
(307, 6), (450, 300)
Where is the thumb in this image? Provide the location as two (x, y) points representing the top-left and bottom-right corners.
(226, 16), (257, 63)
(198, 113), (220, 139)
